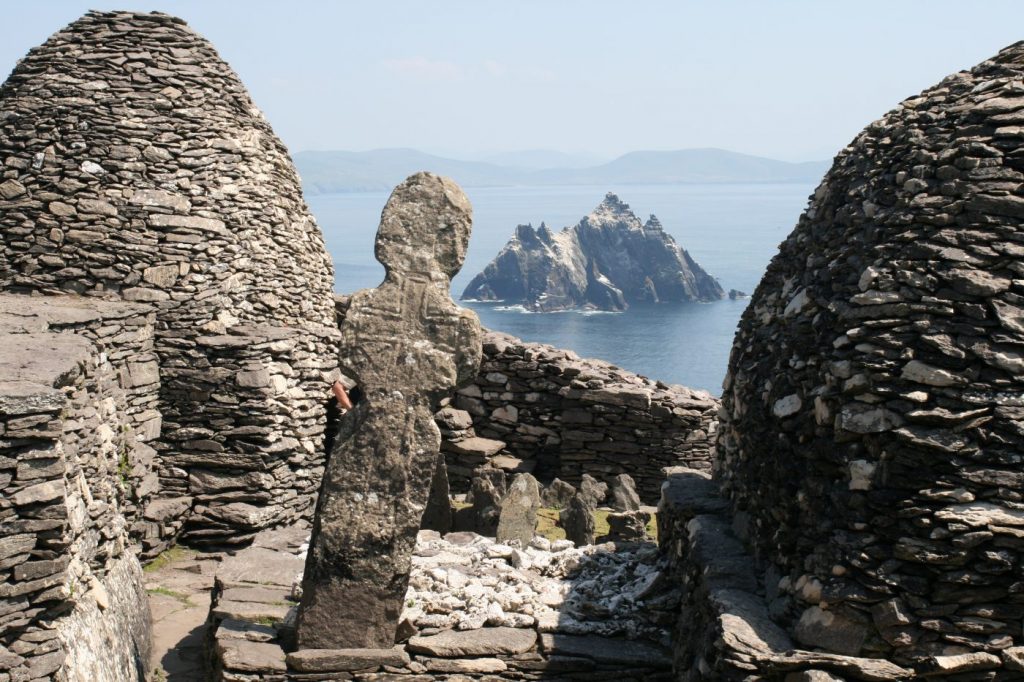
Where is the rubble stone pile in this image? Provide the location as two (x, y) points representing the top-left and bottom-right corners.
(208, 527), (676, 681)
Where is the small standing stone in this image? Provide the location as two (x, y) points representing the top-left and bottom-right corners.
(560, 493), (595, 546)
(421, 452), (453, 534)
(541, 478), (576, 509)
(474, 467), (508, 498)
(579, 474), (608, 507)
(603, 510), (650, 542)
(496, 473), (540, 545)
(468, 474), (503, 536)
(610, 473), (641, 512)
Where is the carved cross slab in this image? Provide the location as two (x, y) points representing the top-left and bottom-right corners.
(295, 172), (482, 649)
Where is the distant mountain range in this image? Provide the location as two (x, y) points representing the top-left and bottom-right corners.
(293, 148), (829, 195)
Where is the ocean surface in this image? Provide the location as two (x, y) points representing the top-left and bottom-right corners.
(307, 183), (815, 395)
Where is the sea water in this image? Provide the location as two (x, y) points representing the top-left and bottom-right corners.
(308, 183), (815, 395)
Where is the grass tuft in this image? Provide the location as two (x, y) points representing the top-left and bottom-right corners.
(143, 545), (193, 573)
(146, 586), (195, 606)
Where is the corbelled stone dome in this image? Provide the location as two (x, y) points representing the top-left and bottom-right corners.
(0, 11), (340, 550)
(0, 10), (335, 322)
(718, 42), (1024, 662)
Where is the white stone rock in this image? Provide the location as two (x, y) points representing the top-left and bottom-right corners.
(848, 460), (876, 491)
(901, 360), (966, 387)
(784, 289), (812, 317)
(772, 394), (802, 418)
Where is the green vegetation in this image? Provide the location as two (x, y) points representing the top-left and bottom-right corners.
(146, 586), (195, 606)
(143, 545), (193, 573)
(117, 446), (131, 488)
(535, 507), (658, 543)
(536, 508), (566, 541)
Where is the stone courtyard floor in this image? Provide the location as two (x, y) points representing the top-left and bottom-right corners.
(145, 547), (223, 681)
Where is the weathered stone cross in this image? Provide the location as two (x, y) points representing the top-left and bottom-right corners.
(295, 172), (482, 649)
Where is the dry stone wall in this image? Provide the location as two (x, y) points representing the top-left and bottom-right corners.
(716, 41), (1024, 672)
(658, 469), (915, 681)
(0, 10), (341, 546)
(449, 330), (718, 502)
(0, 294), (155, 682)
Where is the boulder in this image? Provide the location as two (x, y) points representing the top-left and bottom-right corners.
(468, 474), (503, 536)
(603, 510), (650, 542)
(579, 474), (608, 507)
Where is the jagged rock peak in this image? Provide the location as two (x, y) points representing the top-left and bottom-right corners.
(597, 191), (630, 213)
(462, 193), (724, 311)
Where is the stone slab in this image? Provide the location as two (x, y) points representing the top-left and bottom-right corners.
(287, 646), (410, 672)
(539, 633), (671, 668)
(216, 639), (286, 673)
(407, 626), (537, 657)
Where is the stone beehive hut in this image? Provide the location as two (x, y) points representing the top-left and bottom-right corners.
(717, 42), (1024, 664)
(0, 11), (339, 553)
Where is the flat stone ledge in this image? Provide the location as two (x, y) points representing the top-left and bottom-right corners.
(540, 632), (672, 668)
(407, 626), (537, 657)
(287, 647), (410, 672)
(0, 292), (152, 330)
(216, 639), (286, 674)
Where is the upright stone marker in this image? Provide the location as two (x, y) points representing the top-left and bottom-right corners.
(296, 172), (482, 649)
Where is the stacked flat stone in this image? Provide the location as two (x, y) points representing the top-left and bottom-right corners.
(169, 324), (337, 546)
(0, 11), (340, 546)
(451, 330), (718, 501)
(658, 469), (913, 681)
(717, 42), (1024, 671)
(0, 295), (154, 682)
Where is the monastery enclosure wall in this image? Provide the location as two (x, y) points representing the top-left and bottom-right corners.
(447, 330), (719, 502)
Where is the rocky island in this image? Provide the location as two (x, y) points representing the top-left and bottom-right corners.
(461, 193), (724, 311)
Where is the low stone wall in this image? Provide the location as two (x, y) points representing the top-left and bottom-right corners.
(0, 294), (155, 682)
(658, 468), (1024, 680)
(449, 331), (718, 501)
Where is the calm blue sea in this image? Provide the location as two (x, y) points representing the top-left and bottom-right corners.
(307, 183), (814, 395)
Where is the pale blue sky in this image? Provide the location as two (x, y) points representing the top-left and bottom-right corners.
(2, 2), (1022, 162)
